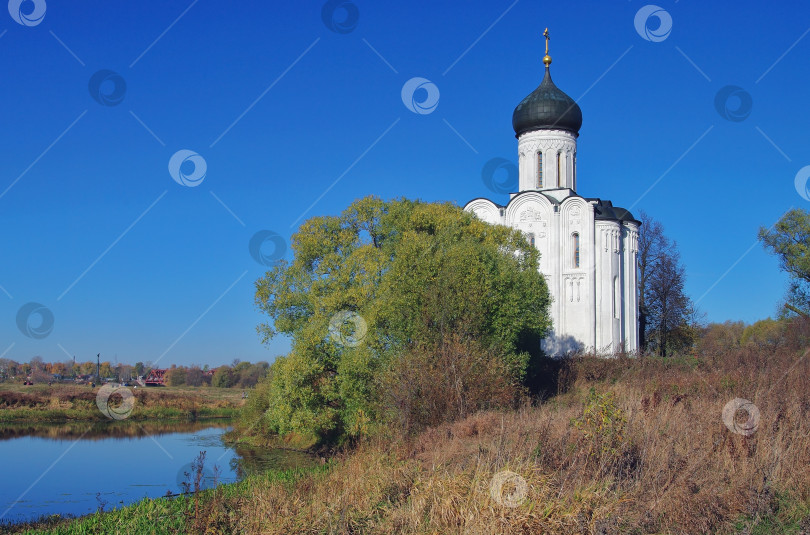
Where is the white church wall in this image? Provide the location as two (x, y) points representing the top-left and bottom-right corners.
(560, 196), (594, 351)
(595, 220), (622, 353)
(622, 222), (640, 353)
(504, 193), (555, 274)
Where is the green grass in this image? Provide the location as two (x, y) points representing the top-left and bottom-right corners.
(731, 491), (810, 535)
(4, 465), (332, 535)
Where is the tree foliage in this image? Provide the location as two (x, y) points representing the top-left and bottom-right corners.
(165, 366), (186, 387)
(698, 321), (745, 355)
(638, 211), (699, 357)
(740, 318), (786, 349)
(252, 197), (552, 445)
(759, 208), (810, 317)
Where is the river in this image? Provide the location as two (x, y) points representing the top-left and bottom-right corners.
(0, 420), (313, 525)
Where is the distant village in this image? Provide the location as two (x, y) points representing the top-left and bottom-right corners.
(0, 357), (270, 388)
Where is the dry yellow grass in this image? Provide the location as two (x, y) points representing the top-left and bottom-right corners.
(15, 344), (810, 534)
(193, 346), (810, 534)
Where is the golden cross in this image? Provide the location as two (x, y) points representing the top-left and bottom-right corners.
(543, 28), (550, 55)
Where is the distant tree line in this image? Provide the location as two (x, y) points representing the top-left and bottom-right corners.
(0, 356), (270, 388)
(635, 207), (810, 357)
(164, 361), (270, 388)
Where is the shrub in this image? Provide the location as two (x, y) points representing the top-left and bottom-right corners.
(573, 387), (627, 458)
(377, 335), (523, 436)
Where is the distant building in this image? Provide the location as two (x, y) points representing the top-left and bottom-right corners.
(144, 368), (168, 386)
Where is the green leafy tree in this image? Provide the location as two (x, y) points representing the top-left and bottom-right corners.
(759, 208), (810, 317)
(99, 362), (114, 379)
(740, 318), (786, 348)
(165, 366), (186, 386)
(252, 197), (551, 445)
(212, 366), (235, 388)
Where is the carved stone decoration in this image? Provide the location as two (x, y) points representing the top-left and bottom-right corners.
(564, 274), (585, 303)
(519, 208), (543, 222)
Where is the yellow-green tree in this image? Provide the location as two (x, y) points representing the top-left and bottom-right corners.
(250, 196), (551, 446)
(759, 208), (810, 317)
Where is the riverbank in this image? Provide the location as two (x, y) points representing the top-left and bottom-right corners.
(0, 463), (330, 535)
(0, 383), (243, 422)
(7, 348), (810, 534)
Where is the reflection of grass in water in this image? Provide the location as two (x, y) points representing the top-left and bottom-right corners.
(230, 443), (318, 480)
(0, 383), (243, 424)
(0, 419), (233, 442)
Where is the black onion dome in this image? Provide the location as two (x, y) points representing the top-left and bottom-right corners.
(512, 67), (582, 137)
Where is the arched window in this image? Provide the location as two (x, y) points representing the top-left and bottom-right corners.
(572, 232), (580, 268)
(536, 152), (543, 188)
(556, 152), (561, 187)
(530, 234), (536, 247)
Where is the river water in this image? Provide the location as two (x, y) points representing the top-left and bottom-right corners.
(0, 420), (312, 525)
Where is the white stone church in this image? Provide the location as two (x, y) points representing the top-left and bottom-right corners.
(464, 34), (640, 356)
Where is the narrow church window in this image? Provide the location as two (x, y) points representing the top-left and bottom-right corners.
(573, 232), (580, 268)
(573, 152), (577, 190)
(530, 234), (536, 247)
(556, 152), (561, 187)
(536, 152), (543, 188)
(613, 276), (620, 319)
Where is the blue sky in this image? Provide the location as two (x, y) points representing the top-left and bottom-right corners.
(1, 0), (807, 367)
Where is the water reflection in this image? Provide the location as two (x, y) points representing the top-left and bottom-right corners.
(0, 420), (231, 442)
(229, 443), (316, 480)
(0, 422), (315, 524)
